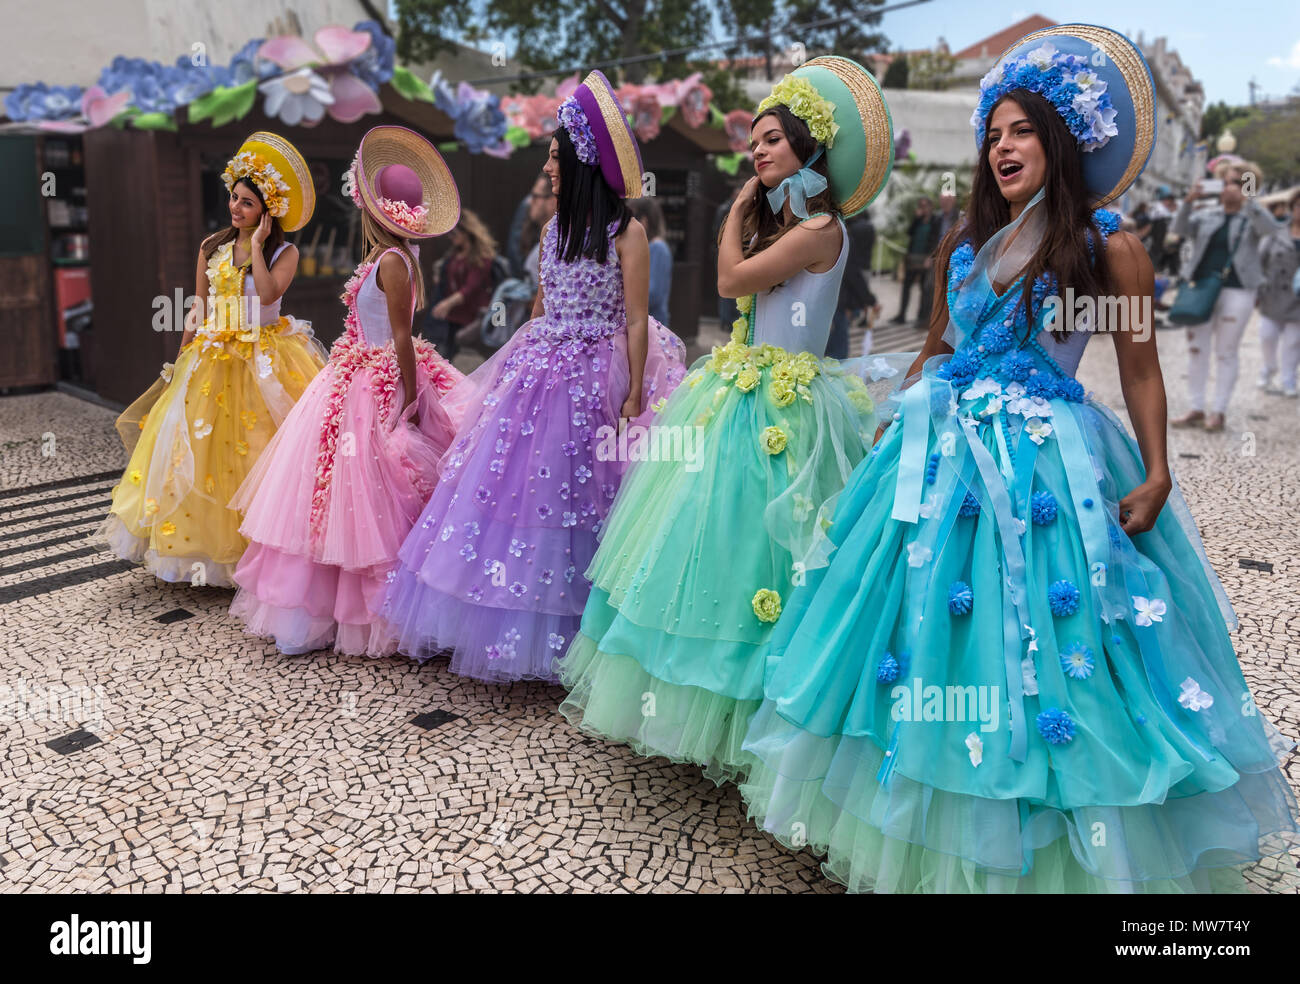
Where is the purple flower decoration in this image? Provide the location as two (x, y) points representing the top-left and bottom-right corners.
(547, 633), (566, 650)
(474, 486), (491, 503)
(557, 95), (599, 165)
(509, 581), (527, 598)
(561, 441), (578, 457)
(539, 569), (554, 585)
(537, 504), (553, 519)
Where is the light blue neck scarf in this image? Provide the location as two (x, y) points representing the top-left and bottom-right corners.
(766, 146), (828, 220)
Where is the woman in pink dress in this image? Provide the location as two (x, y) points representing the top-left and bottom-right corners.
(229, 126), (464, 656)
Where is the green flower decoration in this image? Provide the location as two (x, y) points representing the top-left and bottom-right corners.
(752, 588), (783, 623)
(757, 75), (839, 149)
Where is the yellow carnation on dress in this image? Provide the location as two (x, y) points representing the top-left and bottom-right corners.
(761, 426), (788, 455)
(736, 365), (761, 393)
(770, 380), (796, 408)
(752, 588), (783, 623)
(736, 293), (755, 316)
(129, 469), (142, 486)
(159, 521), (176, 537)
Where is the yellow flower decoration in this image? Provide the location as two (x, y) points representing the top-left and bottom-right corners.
(761, 426), (788, 455)
(752, 588), (783, 623)
(735, 365), (761, 393)
(770, 380), (796, 408)
(756, 75), (839, 149)
(200, 380), (212, 397)
(234, 440), (249, 456)
(651, 397), (668, 413)
(159, 521), (176, 537)
(736, 293), (755, 316)
(129, 469), (142, 486)
(240, 410), (258, 430)
(205, 474), (216, 494)
(214, 391), (226, 408)
(222, 150), (291, 218)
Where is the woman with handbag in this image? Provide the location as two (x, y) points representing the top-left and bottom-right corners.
(1256, 189), (1300, 397)
(1168, 160), (1276, 432)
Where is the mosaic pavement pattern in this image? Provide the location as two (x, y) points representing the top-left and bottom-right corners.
(1, 317), (1297, 893)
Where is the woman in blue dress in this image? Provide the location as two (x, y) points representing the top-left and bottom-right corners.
(737, 24), (1299, 893)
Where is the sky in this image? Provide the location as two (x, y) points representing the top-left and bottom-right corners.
(870, 0), (1300, 106)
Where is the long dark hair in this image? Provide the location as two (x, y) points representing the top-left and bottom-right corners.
(936, 89), (1111, 341)
(732, 104), (837, 258)
(201, 177), (286, 266)
(554, 126), (629, 264)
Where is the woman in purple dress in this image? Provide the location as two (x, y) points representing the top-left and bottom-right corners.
(379, 71), (687, 683)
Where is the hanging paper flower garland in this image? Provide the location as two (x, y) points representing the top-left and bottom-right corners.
(257, 24), (387, 126)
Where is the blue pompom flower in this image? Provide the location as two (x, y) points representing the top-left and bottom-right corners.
(948, 580), (974, 615)
(999, 350), (1035, 382)
(981, 323), (1014, 354)
(1031, 490), (1058, 525)
(1036, 707), (1076, 745)
(877, 653), (900, 683)
(959, 490), (981, 517)
(1057, 377), (1085, 402)
(1025, 373), (1058, 401)
(1048, 579), (1081, 616)
(1060, 641), (1095, 680)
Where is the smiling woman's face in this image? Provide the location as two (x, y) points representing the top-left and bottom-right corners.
(228, 179), (263, 230)
(986, 98), (1046, 208)
(750, 114), (800, 188)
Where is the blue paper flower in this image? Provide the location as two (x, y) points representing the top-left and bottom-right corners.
(1093, 208), (1122, 236)
(1036, 707), (1076, 745)
(948, 580), (974, 615)
(350, 20), (396, 89)
(4, 83), (84, 121)
(959, 490), (981, 517)
(1060, 641), (1095, 680)
(1025, 373), (1058, 401)
(944, 348), (982, 388)
(877, 653), (900, 683)
(948, 243), (975, 286)
(1048, 579), (1081, 616)
(999, 350), (1034, 382)
(1031, 490), (1058, 525)
(981, 323), (1014, 354)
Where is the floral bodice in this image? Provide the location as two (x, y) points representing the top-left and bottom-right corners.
(202, 240), (290, 330)
(934, 208), (1121, 431)
(536, 218), (627, 342)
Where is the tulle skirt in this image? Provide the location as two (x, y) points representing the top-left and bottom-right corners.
(378, 316), (687, 682)
(229, 345), (462, 656)
(96, 318), (326, 586)
(556, 346), (889, 784)
(736, 393), (1300, 892)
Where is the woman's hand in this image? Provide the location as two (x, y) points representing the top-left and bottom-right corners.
(251, 211), (272, 249)
(620, 389), (642, 421)
(1118, 476), (1171, 535)
(432, 295), (458, 320)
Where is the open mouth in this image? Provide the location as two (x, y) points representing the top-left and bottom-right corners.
(997, 160), (1024, 181)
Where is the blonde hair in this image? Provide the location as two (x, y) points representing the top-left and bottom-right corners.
(1214, 158), (1263, 188)
(455, 209), (497, 267)
(361, 211), (426, 310)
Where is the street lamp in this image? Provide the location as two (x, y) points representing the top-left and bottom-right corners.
(1216, 129), (1237, 153)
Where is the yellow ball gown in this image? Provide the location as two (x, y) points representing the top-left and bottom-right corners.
(98, 240), (327, 586)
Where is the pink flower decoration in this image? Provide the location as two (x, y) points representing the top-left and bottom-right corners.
(630, 91), (662, 142)
(259, 25), (382, 126)
(724, 108), (753, 153)
(674, 73), (712, 129)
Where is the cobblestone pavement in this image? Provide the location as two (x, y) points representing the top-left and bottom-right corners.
(1, 315), (1297, 894)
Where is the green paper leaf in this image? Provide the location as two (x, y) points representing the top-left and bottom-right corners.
(659, 105), (676, 123)
(110, 106), (141, 130)
(437, 141), (459, 153)
(188, 80), (257, 128)
(714, 152), (744, 175)
(391, 65), (435, 104)
(131, 111), (178, 131)
(505, 125), (531, 149)
(709, 104), (727, 127)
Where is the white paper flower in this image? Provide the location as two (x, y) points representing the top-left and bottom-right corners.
(160, 361), (175, 383)
(1021, 655), (1039, 696)
(1025, 417), (1054, 445)
(193, 418), (213, 440)
(259, 67), (334, 127)
(962, 377), (1002, 402)
(1013, 516), (1027, 536)
(1004, 381), (1026, 399)
(906, 542), (932, 568)
(965, 732), (984, 767)
(867, 357), (899, 380)
(1026, 42), (1059, 71)
(918, 499), (938, 520)
(1133, 596), (1167, 627)
(254, 350), (273, 379)
(1178, 677), (1214, 711)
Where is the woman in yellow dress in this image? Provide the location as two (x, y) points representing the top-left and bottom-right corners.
(98, 132), (327, 587)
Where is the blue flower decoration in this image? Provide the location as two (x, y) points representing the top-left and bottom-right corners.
(1057, 377), (1085, 403)
(999, 350), (1034, 382)
(4, 83), (85, 121)
(1025, 373), (1058, 401)
(948, 243), (975, 286)
(1036, 707), (1076, 745)
(877, 654), (900, 683)
(974, 46), (1117, 152)
(1048, 579), (1081, 616)
(1060, 641), (1095, 680)
(946, 348), (982, 388)
(1093, 208), (1122, 236)
(959, 490), (981, 517)
(1031, 490), (1058, 525)
(981, 323), (1014, 354)
(350, 20), (397, 89)
(948, 580), (974, 615)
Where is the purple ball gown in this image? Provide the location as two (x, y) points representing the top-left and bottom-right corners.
(379, 217), (687, 682)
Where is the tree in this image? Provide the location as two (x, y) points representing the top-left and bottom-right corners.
(1199, 100), (1250, 142)
(1234, 99), (1300, 187)
(881, 49), (909, 89)
(393, 0), (887, 109)
(907, 46), (956, 91)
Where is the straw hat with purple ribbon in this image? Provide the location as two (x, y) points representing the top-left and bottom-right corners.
(556, 70), (645, 199)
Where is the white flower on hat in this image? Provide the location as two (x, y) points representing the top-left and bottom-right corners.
(1025, 42), (1059, 71)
